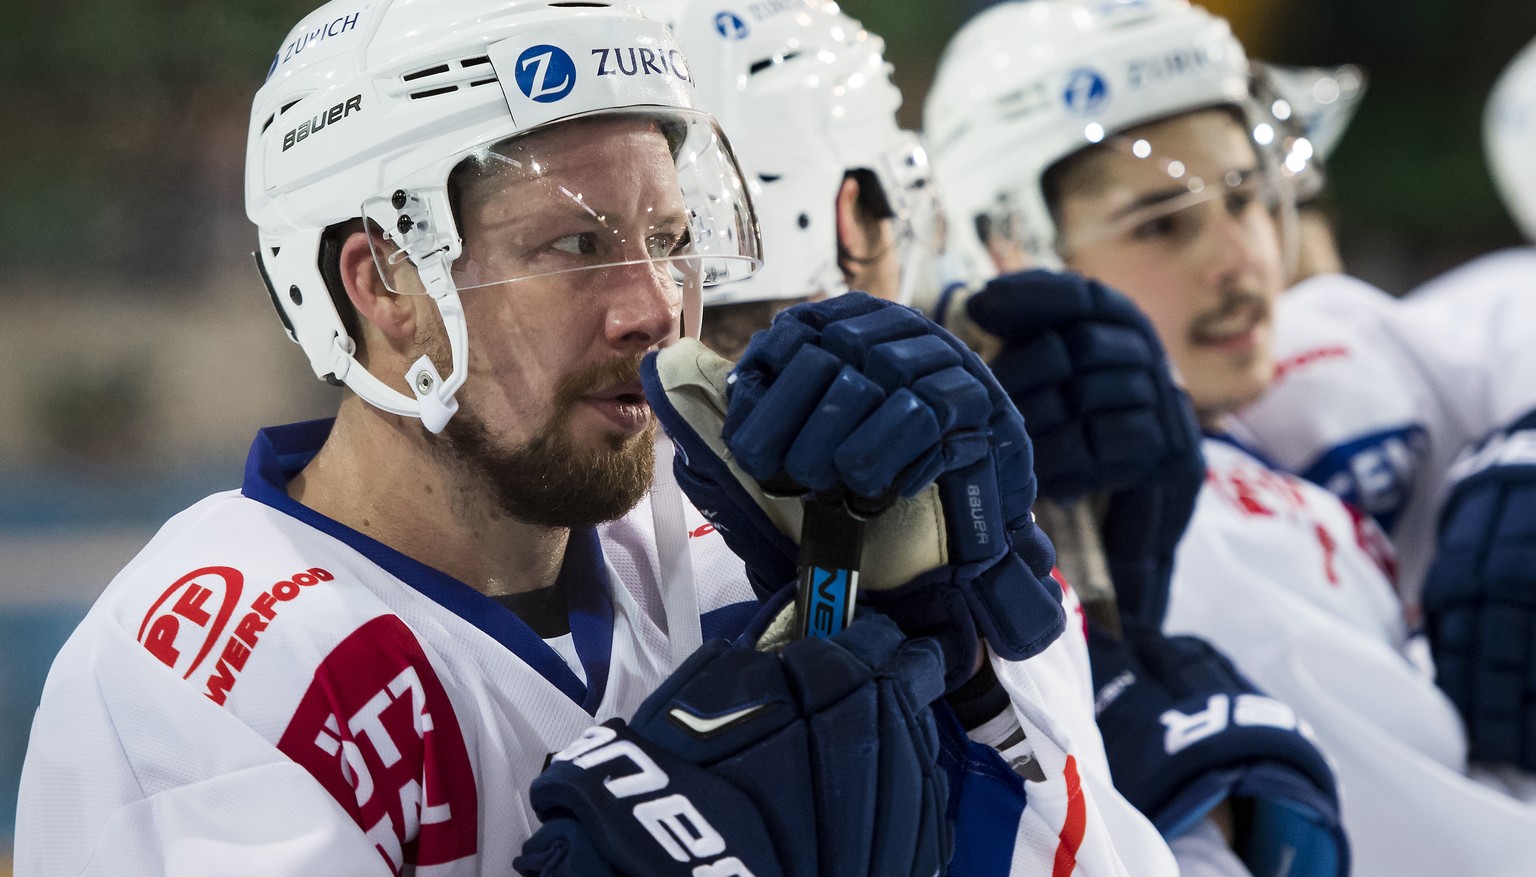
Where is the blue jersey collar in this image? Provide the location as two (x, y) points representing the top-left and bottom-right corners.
(242, 419), (614, 713)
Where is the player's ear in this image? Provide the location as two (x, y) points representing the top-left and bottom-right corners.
(338, 229), (418, 343)
(835, 175), (882, 264)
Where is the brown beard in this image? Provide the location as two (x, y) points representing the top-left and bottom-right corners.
(437, 356), (655, 528)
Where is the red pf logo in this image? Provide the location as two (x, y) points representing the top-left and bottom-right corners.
(278, 616), (479, 873)
(137, 566), (244, 678)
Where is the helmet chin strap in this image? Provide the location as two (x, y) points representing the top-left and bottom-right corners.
(326, 249), (469, 434)
(408, 253), (468, 433)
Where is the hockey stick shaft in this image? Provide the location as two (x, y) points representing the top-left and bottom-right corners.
(1034, 496), (1121, 639)
(794, 496), (866, 639)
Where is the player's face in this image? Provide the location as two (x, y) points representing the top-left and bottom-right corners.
(428, 118), (687, 527)
(1054, 109), (1286, 423)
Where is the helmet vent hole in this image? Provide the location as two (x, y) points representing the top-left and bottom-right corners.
(410, 85), (460, 100)
(470, 78), (497, 88)
(749, 52), (800, 76)
(550, 2), (611, 7)
(403, 63), (451, 82)
(758, 174), (781, 183)
(797, 213), (810, 229)
(279, 99), (302, 115)
(461, 55), (492, 68)
(260, 113), (277, 134)
(289, 285), (303, 305)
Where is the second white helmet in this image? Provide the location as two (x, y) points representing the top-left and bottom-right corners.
(637, 0), (941, 306)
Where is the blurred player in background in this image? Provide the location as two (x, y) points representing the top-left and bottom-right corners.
(926, 0), (1536, 873)
(1233, 34), (1536, 788)
(644, 0), (948, 360)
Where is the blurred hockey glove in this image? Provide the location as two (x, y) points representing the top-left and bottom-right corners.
(962, 269), (1206, 627)
(639, 292), (1064, 688)
(1088, 620), (1348, 877)
(1423, 409), (1536, 771)
(514, 613), (952, 877)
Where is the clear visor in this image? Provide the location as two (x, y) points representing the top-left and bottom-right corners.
(1249, 63), (1367, 203)
(365, 109), (761, 295)
(1049, 114), (1297, 270)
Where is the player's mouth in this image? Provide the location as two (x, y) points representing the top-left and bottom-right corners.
(1190, 293), (1269, 352)
(580, 380), (651, 434)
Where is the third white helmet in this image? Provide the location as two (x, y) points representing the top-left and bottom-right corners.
(924, 0), (1252, 278)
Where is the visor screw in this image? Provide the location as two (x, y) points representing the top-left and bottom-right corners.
(397, 215), (414, 235)
(797, 213), (810, 229)
(289, 285), (303, 305)
(391, 190), (408, 209)
(415, 371), (434, 395)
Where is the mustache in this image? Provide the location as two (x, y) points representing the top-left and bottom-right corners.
(554, 354), (647, 406)
(1190, 288), (1270, 337)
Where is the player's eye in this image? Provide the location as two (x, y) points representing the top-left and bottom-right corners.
(550, 232), (599, 256)
(1225, 186), (1263, 217)
(646, 226), (693, 259)
(1130, 213), (1183, 242)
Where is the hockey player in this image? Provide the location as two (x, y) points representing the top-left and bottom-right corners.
(10, 1), (1099, 874)
(635, 3), (1349, 876)
(925, 0), (1536, 874)
(1233, 33), (1536, 783)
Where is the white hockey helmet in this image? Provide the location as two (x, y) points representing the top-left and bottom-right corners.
(1486, 36), (1536, 242)
(633, 0), (942, 306)
(247, 0), (761, 432)
(1250, 61), (1366, 204)
(924, 0), (1255, 278)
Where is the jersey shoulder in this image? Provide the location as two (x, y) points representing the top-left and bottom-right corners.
(90, 490), (410, 710)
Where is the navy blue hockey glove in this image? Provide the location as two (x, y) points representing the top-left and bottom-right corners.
(1422, 409), (1536, 771)
(1088, 620), (1348, 877)
(965, 269), (1205, 627)
(514, 613), (952, 877)
(640, 292), (1064, 688)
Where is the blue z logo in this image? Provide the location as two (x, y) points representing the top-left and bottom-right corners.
(714, 11), (749, 40)
(1063, 68), (1110, 114)
(515, 44), (577, 103)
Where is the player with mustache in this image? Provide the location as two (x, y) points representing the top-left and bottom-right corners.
(924, 0), (1536, 874)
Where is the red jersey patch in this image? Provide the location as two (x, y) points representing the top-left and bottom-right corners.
(278, 615), (479, 873)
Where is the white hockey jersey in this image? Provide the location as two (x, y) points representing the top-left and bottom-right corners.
(1231, 262), (1536, 604)
(15, 418), (1175, 877)
(1163, 436), (1536, 876)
